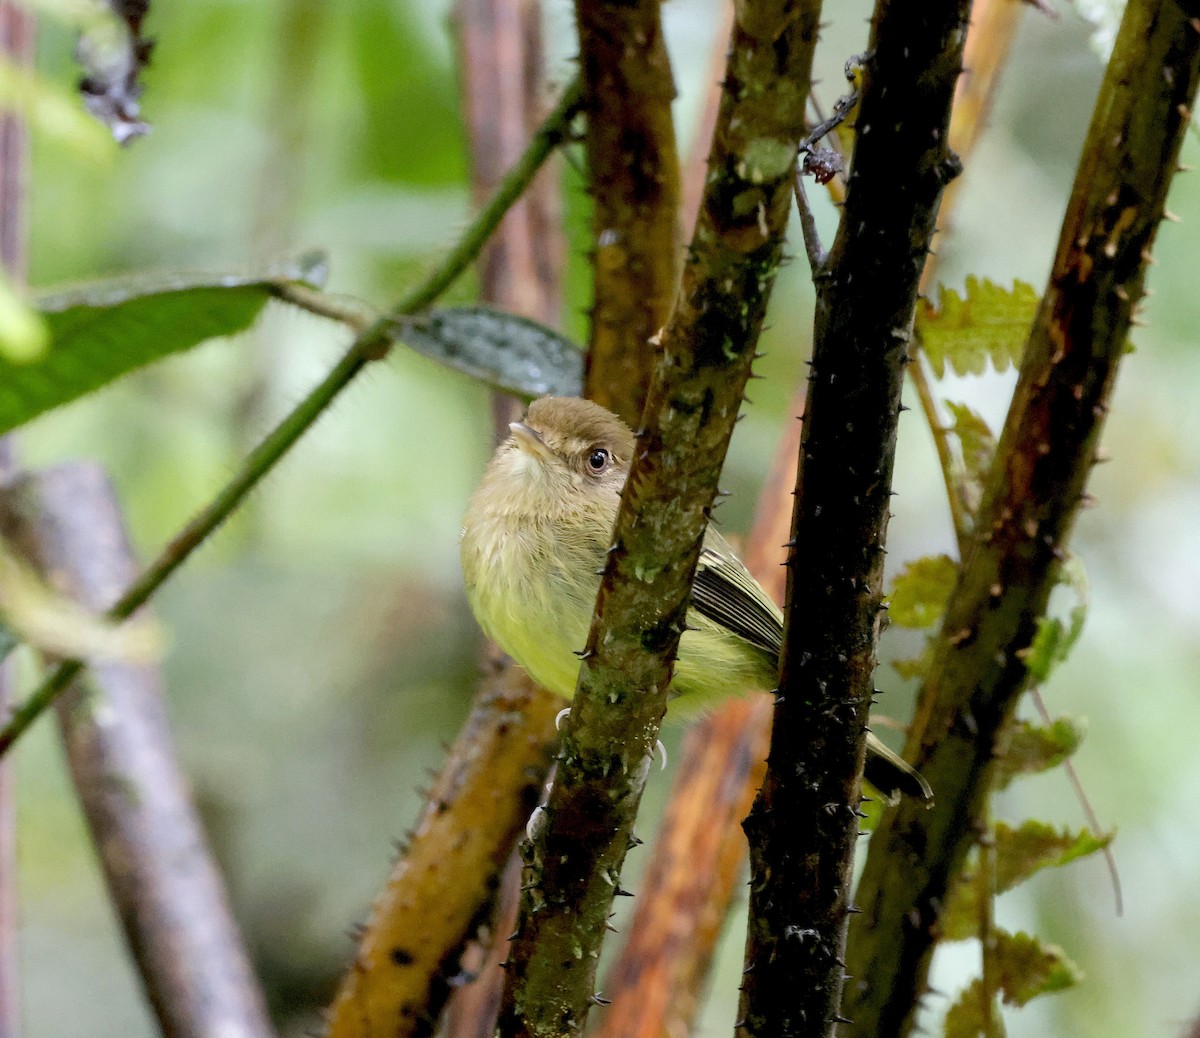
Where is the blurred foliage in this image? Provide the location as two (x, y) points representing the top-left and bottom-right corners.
(7, 1), (1200, 1037)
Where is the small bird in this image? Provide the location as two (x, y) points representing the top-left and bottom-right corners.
(460, 395), (931, 802)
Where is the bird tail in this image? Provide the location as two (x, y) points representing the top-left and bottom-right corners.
(864, 734), (933, 803)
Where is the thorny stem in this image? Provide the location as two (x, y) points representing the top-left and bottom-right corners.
(843, 3), (1200, 1033)
(0, 75), (583, 758)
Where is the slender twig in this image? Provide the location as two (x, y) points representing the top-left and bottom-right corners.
(1030, 688), (1122, 915)
(910, 0), (1028, 552)
(908, 346), (971, 552)
(845, 3), (1200, 1033)
(738, 1), (970, 1034)
(0, 75), (583, 759)
(266, 282), (375, 331)
(978, 804), (999, 1038)
(793, 172), (826, 277)
(496, 2), (821, 1032)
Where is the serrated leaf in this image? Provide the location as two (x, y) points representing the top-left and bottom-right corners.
(944, 978), (1005, 1038)
(1020, 556), (1088, 683)
(991, 929), (1082, 1006)
(397, 306), (584, 399)
(995, 717), (1087, 790)
(993, 820), (1112, 895)
(0, 259), (326, 436)
(945, 401), (996, 514)
(917, 277), (1038, 379)
(887, 554), (958, 629)
(942, 820), (1110, 941)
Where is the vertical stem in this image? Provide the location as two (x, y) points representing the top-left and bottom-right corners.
(576, 0), (682, 424)
(0, 4), (34, 1034)
(844, 3), (1200, 1033)
(739, 2), (970, 1034)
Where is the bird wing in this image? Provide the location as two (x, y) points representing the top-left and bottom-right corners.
(690, 531), (783, 661)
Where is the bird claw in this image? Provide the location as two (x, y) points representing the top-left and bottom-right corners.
(525, 804), (546, 843)
(555, 707), (571, 731)
(656, 739), (668, 771)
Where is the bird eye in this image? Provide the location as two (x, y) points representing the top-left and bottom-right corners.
(586, 447), (611, 474)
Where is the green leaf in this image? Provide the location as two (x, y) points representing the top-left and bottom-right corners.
(886, 554), (958, 629)
(993, 820), (1112, 895)
(0, 259), (325, 436)
(1020, 556), (1088, 683)
(917, 277), (1039, 378)
(991, 929), (1082, 1006)
(397, 306), (584, 399)
(945, 401), (996, 514)
(941, 821), (1110, 941)
(994, 716), (1087, 790)
(944, 979), (1005, 1038)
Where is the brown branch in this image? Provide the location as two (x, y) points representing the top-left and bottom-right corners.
(496, 3), (820, 1034)
(680, 2), (734, 238)
(594, 395), (800, 1038)
(738, 1), (971, 1034)
(0, 464), (274, 1038)
(576, 0), (682, 424)
(441, 2), (567, 1033)
(844, 3), (1200, 1035)
(324, 661), (560, 1038)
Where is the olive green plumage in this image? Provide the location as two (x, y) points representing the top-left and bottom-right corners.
(460, 396), (930, 802)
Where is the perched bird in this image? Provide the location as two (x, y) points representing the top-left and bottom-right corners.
(460, 395), (931, 801)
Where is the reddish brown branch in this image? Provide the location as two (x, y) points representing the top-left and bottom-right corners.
(576, 0), (682, 424)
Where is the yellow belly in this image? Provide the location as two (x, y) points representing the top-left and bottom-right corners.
(462, 512), (775, 706)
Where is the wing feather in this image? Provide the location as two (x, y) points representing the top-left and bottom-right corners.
(690, 536), (782, 661)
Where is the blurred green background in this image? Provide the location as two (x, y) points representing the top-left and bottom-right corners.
(10, 1), (1200, 1035)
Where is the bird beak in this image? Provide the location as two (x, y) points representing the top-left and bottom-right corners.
(509, 421), (554, 463)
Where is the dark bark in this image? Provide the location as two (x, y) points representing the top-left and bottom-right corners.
(844, 3), (1200, 1035)
(738, 2), (972, 1035)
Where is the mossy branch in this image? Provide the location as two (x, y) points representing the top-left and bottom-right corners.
(0, 77), (582, 759)
(494, 3), (821, 1035)
(844, 4), (1200, 1036)
(575, 0), (682, 424)
(737, 2), (971, 1035)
